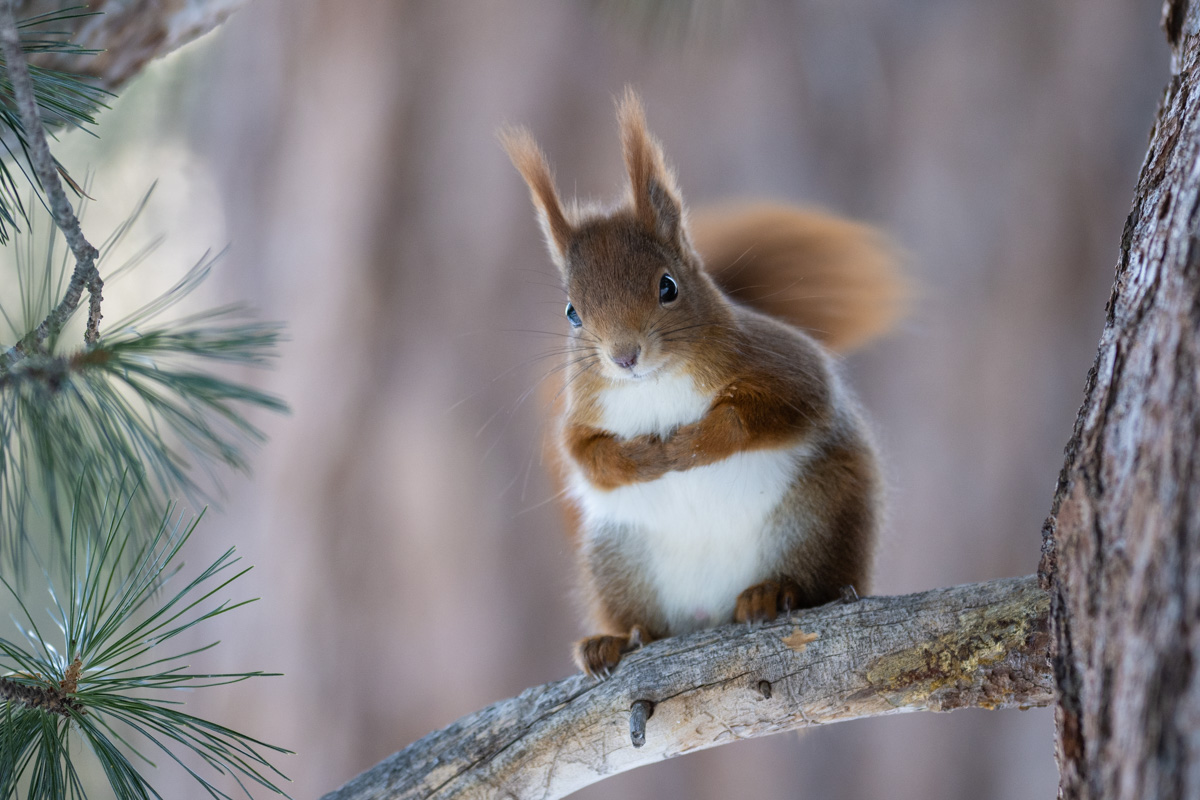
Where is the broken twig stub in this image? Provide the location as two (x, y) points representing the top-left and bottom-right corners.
(629, 699), (654, 747)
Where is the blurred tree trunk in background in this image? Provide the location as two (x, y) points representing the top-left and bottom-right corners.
(1043, 3), (1200, 798)
(136, 1), (1170, 797)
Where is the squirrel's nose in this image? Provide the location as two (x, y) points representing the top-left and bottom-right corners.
(610, 345), (640, 370)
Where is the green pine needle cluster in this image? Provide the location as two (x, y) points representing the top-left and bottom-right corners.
(0, 194), (288, 571)
(0, 7), (112, 243)
(0, 485), (291, 799)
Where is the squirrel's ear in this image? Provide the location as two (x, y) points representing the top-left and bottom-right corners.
(500, 126), (573, 270)
(617, 88), (687, 250)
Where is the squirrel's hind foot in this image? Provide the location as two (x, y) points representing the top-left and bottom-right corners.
(735, 578), (805, 624)
(574, 626), (649, 679)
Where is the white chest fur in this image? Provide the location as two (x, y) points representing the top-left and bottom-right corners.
(573, 372), (804, 634)
(596, 369), (711, 439)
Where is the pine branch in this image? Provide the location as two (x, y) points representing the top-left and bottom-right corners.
(323, 576), (1051, 800)
(0, 0), (100, 371)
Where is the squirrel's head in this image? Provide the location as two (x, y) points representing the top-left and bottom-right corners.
(502, 89), (730, 382)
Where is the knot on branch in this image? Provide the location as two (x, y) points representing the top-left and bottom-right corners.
(0, 345), (113, 392)
(1, 658), (84, 717)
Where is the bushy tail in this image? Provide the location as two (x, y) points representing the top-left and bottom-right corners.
(691, 203), (908, 353)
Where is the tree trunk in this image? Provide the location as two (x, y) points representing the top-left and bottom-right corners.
(1041, 2), (1200, 797)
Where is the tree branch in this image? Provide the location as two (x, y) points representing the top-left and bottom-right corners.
(24, 0), (248, 94)
(0, 0), (101, 371)
(323, 575), (1050, 800)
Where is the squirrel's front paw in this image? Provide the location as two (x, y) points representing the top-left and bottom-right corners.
(573, 627), (647, 679)
(735, 578), (804, 624)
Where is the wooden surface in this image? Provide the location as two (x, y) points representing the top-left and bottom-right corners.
(323, 576), (1050, 800)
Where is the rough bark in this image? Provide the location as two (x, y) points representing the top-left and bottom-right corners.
(25, 0), (246, 92)
(323, 576), (1050, 800)
(1040, 3), (1200, 798)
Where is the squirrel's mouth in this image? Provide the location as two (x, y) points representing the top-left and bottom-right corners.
(612, 361), (661, 382)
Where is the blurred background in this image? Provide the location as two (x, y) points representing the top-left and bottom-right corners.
(48, 0), (1167, 797)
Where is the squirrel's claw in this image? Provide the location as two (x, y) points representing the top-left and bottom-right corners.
(574, 634), (627, 679)
(735, 578), (806, 624)
(574, 626), (651, 679)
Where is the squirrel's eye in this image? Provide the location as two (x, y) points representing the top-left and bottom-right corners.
(565, 302), (582, 328)
(659, 273), (679, 304)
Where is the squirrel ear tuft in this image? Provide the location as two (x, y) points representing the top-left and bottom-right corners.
(617, 87), (687, 250)
(500, 126), (573, 269)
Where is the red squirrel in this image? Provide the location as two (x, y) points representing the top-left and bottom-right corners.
(502, 89), (905, 678)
